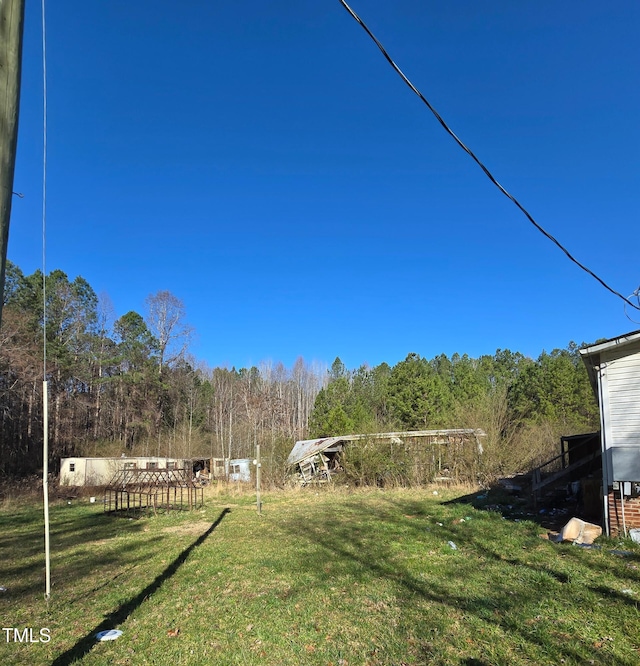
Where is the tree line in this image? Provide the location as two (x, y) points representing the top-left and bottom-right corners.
(0, 262), (600, 485)
(310, 348), (598, 484)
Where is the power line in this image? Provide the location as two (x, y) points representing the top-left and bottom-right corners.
(624, 288), (640, 325)
(337, 0), (640, 312)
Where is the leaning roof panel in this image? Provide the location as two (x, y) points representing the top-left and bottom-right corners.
(286, 437), (346, 466)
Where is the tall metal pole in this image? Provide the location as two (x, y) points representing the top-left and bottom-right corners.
(43, 380), (51, 599)
(255, 441), (262, 516)
(0, 0), (25, 328)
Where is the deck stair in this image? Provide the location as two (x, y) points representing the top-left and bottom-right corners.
(531, 433), (601, 507)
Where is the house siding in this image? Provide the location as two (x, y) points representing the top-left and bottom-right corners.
(599, 343), (640, 486)
(580, 332), (640, 535)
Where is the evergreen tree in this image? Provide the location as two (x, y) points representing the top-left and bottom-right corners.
(388, 353), (451, 429)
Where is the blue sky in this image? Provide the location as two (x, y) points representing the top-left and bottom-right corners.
(10, 1), (640, 371)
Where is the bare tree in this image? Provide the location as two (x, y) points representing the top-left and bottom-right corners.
(145, 290), (192, 374)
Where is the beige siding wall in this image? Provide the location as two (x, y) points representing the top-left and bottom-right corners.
(604, 343), (640, 449)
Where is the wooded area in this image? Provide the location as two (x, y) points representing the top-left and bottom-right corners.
(0, 262), (600, 485)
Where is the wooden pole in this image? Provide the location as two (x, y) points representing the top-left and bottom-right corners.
(0, 0), (25, 328)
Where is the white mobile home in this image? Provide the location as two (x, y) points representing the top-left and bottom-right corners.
(227, 458), (252, 482)
(60, 456), (191, 487)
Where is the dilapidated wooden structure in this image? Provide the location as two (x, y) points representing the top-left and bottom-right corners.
(104, 466), (203, 516)
(287, 429), (486, 485)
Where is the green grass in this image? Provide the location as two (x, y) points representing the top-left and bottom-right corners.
(1, 486), (640, 665)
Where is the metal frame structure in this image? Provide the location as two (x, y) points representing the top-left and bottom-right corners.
(104, 467), (203, 516)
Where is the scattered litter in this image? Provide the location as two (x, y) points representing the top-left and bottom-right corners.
(548, 518), (602, 545)
(594, 637), (613, 651)
(0, 586), (7, 593)
(95, 630), (122, 641)
(498, 479), (522, 493)
(167, 628), (180, 637)
(447, 541), (458, 550)
(611, 549), (633, 557)
(546, 538), (634, 557)
(436, 522), (443, 527)
(538, 508), (570, 516)
(90, 497), (96, 503)
(559, 518), (602, 545)
(621, 589), (635, 596)
(432, 491), (438, 496)
(629, 529), (640, 544)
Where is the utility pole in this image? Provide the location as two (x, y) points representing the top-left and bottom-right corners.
(0, 0), (25, 328)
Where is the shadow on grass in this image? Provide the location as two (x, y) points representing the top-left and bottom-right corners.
(442, 483), (592, 533)
(0, 504), (156, 599)
(278, 495), (640, 665)
(50, 508), (230, 666)
(0, 504), (147, 563)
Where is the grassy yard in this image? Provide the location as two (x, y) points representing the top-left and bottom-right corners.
(1, 485), (639, 665)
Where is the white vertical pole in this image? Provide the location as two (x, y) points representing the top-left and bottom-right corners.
(256, 440), (262, 516)
(43, 380), (51, 599)
(41, 0), (50, 601)
(620, 486), (628, 538)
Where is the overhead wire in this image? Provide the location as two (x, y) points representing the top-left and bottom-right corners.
(624, 288), (640, 325)
(337, 0), (640, 312)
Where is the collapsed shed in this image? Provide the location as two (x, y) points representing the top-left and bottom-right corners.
(287, 429), (486, 485)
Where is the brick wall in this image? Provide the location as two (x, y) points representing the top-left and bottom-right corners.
(607, 492), (640, 535)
